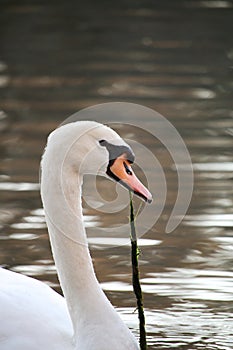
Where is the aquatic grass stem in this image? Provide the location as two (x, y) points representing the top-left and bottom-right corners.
(129, 192), (147, 350)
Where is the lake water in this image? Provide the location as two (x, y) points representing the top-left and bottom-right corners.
(0, 1), (233, 349)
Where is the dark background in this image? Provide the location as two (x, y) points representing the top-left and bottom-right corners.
(1, 1), (233, 349)
(1, 0), (232, 123)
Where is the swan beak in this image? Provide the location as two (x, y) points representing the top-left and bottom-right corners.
(108, 155), (152, 203)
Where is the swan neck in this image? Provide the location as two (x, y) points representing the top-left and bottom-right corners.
(41, 163), (105, 332)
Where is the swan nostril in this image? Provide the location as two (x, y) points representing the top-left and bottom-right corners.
(123, 162), (133, 176)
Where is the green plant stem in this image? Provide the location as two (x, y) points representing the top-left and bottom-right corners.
(129, 192), (147, 350)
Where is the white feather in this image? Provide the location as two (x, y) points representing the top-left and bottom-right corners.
(0, 121), (139, 350)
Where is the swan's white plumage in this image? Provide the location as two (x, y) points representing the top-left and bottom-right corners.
(0, 121), (139, 349)
(0, 268), (73, 350)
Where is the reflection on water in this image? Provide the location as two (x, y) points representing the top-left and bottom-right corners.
(1, 1), (233, 349)
(88, 237), (161, 247)
(184, 214), (233, 227)
(187, 1), (233, 8)
(193, 163), (233, 171)
(143, 307), (233, 349)
(141, 268), (233, 301)
(0, 182), (39, 191)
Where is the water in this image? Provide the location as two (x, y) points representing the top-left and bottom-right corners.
(0, 1), (233, 349)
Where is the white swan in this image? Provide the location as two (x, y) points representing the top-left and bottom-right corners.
(0, 121), (152, 350)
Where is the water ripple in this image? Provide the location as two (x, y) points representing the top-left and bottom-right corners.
(140, 268), (233, 302)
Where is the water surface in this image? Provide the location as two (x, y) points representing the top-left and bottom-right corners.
(0, 1), (233, 349)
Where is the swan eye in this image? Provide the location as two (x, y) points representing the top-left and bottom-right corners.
(123, 162), (133, 176)
(99, 139), (107, 146)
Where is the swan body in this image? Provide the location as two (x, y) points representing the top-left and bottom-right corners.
(0, 121), (152, 349)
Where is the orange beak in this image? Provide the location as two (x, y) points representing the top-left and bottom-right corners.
(108, 154), (152, 203)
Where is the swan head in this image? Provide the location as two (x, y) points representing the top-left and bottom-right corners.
(44, 121), (152, 203)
